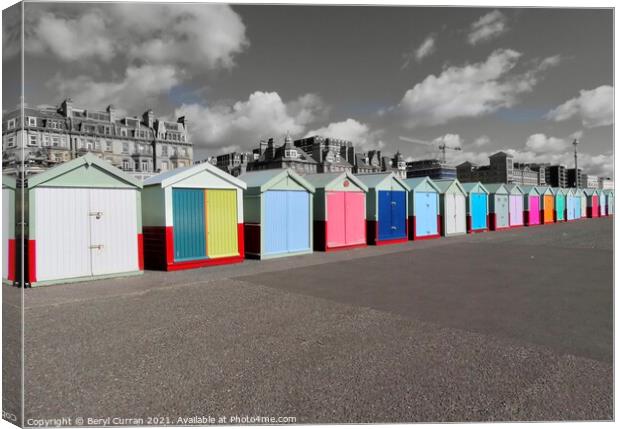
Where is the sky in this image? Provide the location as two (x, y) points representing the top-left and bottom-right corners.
(2, 2), (614, 177)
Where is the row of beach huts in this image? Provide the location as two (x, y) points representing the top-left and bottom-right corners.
(1, 153), (614, 287)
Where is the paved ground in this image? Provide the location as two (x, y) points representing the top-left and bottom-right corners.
(3, 217), (613, 424)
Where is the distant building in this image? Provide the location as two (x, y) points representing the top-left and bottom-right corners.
(585, 174), (600, 189)
(212, 151), (258, 177)
(456, 151), (547, 186)
(406, 159), (457, 180)
(511, 165), (540, 186)
(545, 165), (568, 188)
(567, 168), (583, 188)
(354, 151), (384, 174)
(246, 135), (319, 175)
(293, 135), (354, 173)
(383, 151), (407, 179)
(2, 98), (192, 180)
(599, 177), (614, 190)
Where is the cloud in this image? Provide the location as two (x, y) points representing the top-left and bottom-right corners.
(395, 49), (559, 128)
(402, 35), (436, 69)
(175, 91), (326, 152)
(546, 85), (613, 128)
(468, 10), (508, 45)
(24, 4), (248, 71)
(305, 119), (385, 151)
(473, 135), (490, 147)
(53, 64), (181, 115)
(432, 133), (463, 148)
(525, 133), (570, 153)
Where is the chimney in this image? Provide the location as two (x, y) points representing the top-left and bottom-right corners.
(143, 109), (155, 128)
(60, 98), (73, 117)
(106, 104), (117, 122)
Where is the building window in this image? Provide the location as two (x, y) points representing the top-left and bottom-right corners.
(43, 135), (51, 147)
(120, 128), (127, 137)
(161, 145), (168, 156)
(28, 117), (37, 127)
(141, 160), (148, 171)
(52, 137), (61, 147)
(106, 141), (112, 152)
(28, 135), (38, 146)
(122, 142), (129, 153)
(122, 159), (131, 170)
(160, 161), (168, 171)
(7, 119), (16, 129)
(6, 136), (16, 148)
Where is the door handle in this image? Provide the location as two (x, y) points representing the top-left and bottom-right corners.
(89, 211), (103, 219)
(89, 244), (104, 250)
(391, 201), (396, 206)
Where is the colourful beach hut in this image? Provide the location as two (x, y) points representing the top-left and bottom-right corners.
(551, 188), (566, 222)
(521, 186), (541, 226)
(403, 177), (441, 240)
(584, 189), (600, 218)
(142, 163), (246, 271)
(305, 172), (368, 251)
(565, 189), (578, 221)
(462, 182), (489, 233)
(484, 183), (510, 231)
(505, 184), (524, 227)
(239, 169), (314, 259)
(2, 175), (16, 284)
(434, 179), (467, 237)
(578, 189), (587, 218)
(536, 186), (555, 224)
(356, 173), (410, 245)
(605, 190), (614, 215)
(25, 154), (143, 286)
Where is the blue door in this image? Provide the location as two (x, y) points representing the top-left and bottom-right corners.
(287, 191), (310, 252)
(264, 191), (288, 255)
(378, 191), (393, 240)
(415, 192), (438, 236)
(391, 191), (407, 239)
(172, 189), (206, 261)
(471, 193), (487, 230)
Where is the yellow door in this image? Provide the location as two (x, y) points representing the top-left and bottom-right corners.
(205, 189), (239, 258)
(544, 195), (554, 223)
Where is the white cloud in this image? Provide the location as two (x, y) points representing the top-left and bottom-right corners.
(175, 91), (326, 151)
(305, 119), (385, 151)
(431, 133), (463, 148)
(473, 135), (490, 147)
(546, 85), (613, 128)
(53, 65), (180, 115)
(401, 35), (436, 69)
(468, 10), (508, 45)
(25, 4), (248, 71)
(525, 133), (570, 153)
(396, 49), (558, 128)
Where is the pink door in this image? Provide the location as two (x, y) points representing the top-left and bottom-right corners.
(345, 192), (366, 245)
(509, 195), (523, 226)
(529, 196), (540, 224)
(327, 192), (346, 247)
(592, 195), (599, 217)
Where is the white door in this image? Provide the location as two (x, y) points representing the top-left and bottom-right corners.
(3, 189), (10, 280)
(89, 189), (138, 276)
(580, 197), (586, 217)
(444, 194), (456, 235)
(35, 188), (92, 282)
(455, 194), (467, 233)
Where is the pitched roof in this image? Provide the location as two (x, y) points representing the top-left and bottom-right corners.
(2, 175), (16, 189)
(462, 182), (489, 194)
(143, 162), (246, 189)
(355, 172), (411, 191)
(434, 179), (466, 195)
(484, 183), (509, 194)
(304, 172), (368, 192)
(403, 176), (440, 193)
(238, 168), (315, 193)
(27, 153), (142, 188)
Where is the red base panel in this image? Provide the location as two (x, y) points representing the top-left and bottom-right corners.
(7, 238), (15, 281)
(374, 237), (408, 246)
(325, 243), (368, 252)
(408, 215), (441, 241)
(586, 207), (599, 218)
(367, 219), (408, 246)
(467, 214), (488, 233)
(315, 220), (368, 251)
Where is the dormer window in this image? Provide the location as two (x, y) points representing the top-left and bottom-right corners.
(7, 119), (16, 129)
(285, 149), (298, 158)
(28, 117), (37, 127)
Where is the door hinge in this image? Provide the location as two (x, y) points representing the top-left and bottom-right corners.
(89, 244), (104, 250)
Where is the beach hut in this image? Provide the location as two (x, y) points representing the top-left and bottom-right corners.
(520, 186), (541, 226)
(305, 172), (368, 251)
(536, 186), (555, 224)
(578, 189), (587, 218)
(551, 188), (566, 222)
(26, 154), (143, 286)
(484, 183), (510, 231)
(462, 182), (489, 233)
(142, 163), (246, 271)
(356, 173), (409, 245)
(565, 189), (578, 221)
(239, 169), (314, 259)
(605, 190), (614, 215)
(584, 189), (600, 218)
(434, 179), (467, 237)
(403, 177), (441, 240)
(505, 184), (524, 227)
(598, 189), (607, 216)
(2, 175), (16, 284)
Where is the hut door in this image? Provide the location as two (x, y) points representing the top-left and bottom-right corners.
(172, 189), (206, 261)
(327, 192), (346, 247)
(264, 191), (288, 255)
(556, 195), (565, 220)
(496, 195), (509, 228)
(444, 194), (456, 234)
(415, 192), (437, 236)
(34, 188), (92, 282)
(286, 191), (310, 252)
(390, 191), (406, 239)
(543, 195), (554, 223)
(206, 189), (238, 258)
(600, 194), (606, 215)
(89, 189), (139, 276)
(344, 192), (366, 245)
(471, 193), (487, 229)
